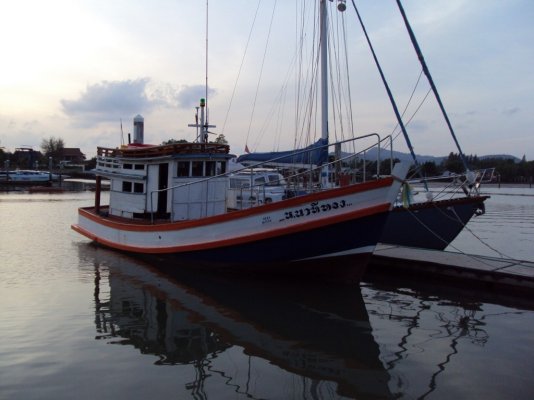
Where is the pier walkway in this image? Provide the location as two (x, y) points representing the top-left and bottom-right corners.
(370, 244), (534, 295)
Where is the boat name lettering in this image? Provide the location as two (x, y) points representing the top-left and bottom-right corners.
(282, 200), (350, 221)
(262, 216), (272, 224)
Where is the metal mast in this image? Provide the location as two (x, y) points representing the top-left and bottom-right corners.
(320, 0), (329, 144)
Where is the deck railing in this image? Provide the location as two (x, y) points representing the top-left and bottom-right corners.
(148, 133), (394, 222)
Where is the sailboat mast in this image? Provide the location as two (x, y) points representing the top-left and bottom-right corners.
(320, 0), (329, 143)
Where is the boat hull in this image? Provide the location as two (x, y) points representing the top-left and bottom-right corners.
(380, 195), (489, 250)
(73, 178), (398, 281)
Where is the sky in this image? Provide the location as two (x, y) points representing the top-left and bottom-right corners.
(0, 0), (533, 161)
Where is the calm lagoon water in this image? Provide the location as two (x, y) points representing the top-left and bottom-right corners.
(0, 187), (533, 399)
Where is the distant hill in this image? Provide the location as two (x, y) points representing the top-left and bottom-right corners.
(361, 148), (520, 163)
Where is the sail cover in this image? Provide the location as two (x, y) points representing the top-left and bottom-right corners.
(236, 138), (328, 167)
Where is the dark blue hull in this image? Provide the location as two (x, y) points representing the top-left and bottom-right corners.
(381, 196), (488, 250)
(151, 210), (391, 282)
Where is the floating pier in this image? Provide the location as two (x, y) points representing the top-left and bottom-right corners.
(370, 244), (534, 295)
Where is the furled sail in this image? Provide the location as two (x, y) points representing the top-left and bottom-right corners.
(236, 138), (328, 167)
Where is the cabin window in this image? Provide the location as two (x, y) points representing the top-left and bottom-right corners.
(122, 181), (132, 192)
(254, 177), (266, 186)
(230, 178), (249, 189)
(205, 161), (216, 176)
(134, 164), (145, 170)
(133, 183), (144, 193)
(123, 163), (133, 169)
(218, 161), (226, 174)
(191, 161), (203, 177)
(177, 161), (190, 177)
(267, 175), (284, 186)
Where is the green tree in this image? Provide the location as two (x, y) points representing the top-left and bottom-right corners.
(41, 136), (65, 165)
(162, 138), (188, 145)
(420, 161), (440, 177)
(211, 134), (228, 145)
(442, 152), (464, 174)
(0, 146), (6, 166)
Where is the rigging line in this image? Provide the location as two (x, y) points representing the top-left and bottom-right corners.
(245, 0), (278, 148)
(328, 10), (342, 144)
(221, 0), (262, 136)
(396, 0), (470, 172)
(340, 10), (357, 152)
(294, 1), (316, 151)
(391, 86), (432, 144)
(390, 68), (425, 137)
(296, 9), (320, 151)
(404, 207), (515, 269)
(253, 53), (298, 151)
(330, 2), (351, 145)
(294, 0), (307, 150)
(328, 1), (342, 143)
(205, 0), (209, 120)
(254, 2), (307, 152)
(350, 0), (419, 168)
(449, 207), (522, 262)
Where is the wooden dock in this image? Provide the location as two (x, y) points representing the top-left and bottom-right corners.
(370, 244), (534, 295)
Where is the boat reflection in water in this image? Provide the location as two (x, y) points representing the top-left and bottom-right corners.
(88, 247), (392, 399)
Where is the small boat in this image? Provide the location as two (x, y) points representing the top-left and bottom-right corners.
(366, 0), (492, 250)
(0, 170), (62, 182)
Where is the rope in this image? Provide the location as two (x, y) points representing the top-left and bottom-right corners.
(221, 0), (261, 137)
(449, 207), (522, 262)
(402, 202), (530, 268)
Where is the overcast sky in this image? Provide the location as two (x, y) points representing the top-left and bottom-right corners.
(0, 0), (532, 160)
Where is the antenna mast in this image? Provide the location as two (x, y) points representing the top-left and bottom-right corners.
(189, 1), (215, 143)
(205, 0), (209, 124)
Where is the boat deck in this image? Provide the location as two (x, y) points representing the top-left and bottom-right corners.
(370, 244), (534, 295)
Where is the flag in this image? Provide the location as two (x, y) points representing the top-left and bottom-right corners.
(245, 144), (250, 153)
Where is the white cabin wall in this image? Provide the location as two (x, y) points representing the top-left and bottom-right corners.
(109, 192), (146, 217)
(170, 177), (227, 220)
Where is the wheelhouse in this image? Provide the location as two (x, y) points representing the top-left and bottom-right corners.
(94, 143), (232, 221)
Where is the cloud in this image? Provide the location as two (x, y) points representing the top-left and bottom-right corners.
(61, 79), (217, 127)
(503, 107), (520, 116)
(61, 79), (156, 127)
(175, 85), (216, 109)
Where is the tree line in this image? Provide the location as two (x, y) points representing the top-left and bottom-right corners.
(0, 135), (229, 171)
(376, 152), (533, 183)
(0, 137), (67, 169)
(2, 137), (531, 183)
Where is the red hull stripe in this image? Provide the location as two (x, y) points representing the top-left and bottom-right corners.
(72, 202), (390, 254)
(78, 177), (393, 232)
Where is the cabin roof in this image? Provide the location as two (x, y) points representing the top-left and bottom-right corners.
(98, 142), (230, 158)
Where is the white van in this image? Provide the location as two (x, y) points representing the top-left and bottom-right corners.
(227, 170), (288, 210)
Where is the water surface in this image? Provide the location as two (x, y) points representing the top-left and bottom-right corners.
(1, 189), (533, 399)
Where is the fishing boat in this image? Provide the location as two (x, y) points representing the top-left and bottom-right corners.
(71, 1), (409, 282)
